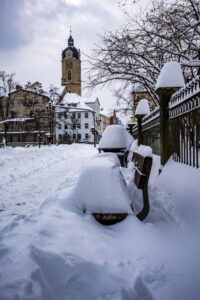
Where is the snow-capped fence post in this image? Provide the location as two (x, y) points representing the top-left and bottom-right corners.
(135, 99), (150, 146)
(155, 62), (184, 165)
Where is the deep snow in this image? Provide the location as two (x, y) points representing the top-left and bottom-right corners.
(0, 144), (200, 300)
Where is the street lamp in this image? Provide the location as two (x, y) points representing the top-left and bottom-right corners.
(47, 100), (53, 144)
(155, 61), (184, 165)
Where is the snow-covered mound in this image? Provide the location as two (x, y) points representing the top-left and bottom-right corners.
(155, 61), (184, 90)
(70, 153), (133, 214)
(0, 145), (200, 300)
(98, 125), (133, 150)
(135, 99), (150, 116)
(135, 144), (153, 158)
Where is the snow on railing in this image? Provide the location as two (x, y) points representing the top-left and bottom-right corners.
(169, 75), (200, 109)
(132, 75), (200, 134)
(141, 106), (160, 125)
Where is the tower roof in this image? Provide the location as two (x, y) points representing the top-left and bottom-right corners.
(68, 35), (74, 47)
(62, 32), (80, 60)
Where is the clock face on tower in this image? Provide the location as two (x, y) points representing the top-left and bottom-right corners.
(66, 49), (73, 58)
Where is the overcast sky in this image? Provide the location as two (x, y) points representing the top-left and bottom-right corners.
(0, 0), (129, 110)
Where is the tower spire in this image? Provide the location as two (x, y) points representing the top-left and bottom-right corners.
(68, 26), (74, 47)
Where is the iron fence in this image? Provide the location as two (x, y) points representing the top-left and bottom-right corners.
(132, 76), (200, 168)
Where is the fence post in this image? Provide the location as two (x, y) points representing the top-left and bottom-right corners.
(136, 116), (143, 146)
(156, 89), (174, 165)
(155, 62), (184, 166)
(135, 99), (150, 146)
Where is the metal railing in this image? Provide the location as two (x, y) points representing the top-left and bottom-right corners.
(132, 76), (200, 168)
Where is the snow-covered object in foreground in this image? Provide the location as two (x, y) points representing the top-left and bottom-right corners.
(155, 61), (184, 90)
(72, 153), (133, 214)
(135, 99), (150, 116)
(135, 145), (153, 158)
(98, 125), (133, 150)
(125, 130), (134, 150)
(121, 276), (154, 300)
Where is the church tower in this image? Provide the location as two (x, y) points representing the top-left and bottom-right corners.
(61, 31), (81, 96)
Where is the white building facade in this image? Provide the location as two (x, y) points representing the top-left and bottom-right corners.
(55, 93), (103, 144)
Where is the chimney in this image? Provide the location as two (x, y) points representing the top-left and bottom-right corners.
(16, 85), (22, 90)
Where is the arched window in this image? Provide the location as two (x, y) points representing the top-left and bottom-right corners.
(68, 71), (71, 81)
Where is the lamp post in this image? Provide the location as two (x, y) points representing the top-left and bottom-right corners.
(48, 100), (53, 144)
(155, 62), (184, 165)
(135, 99), (150, 146)
(92, 112), (96, 147)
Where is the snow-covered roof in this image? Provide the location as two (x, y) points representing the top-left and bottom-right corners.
(155, 61), (184, 90)
(100, 108), (113, 117)
(135, 99), (150, 116)
(59, 93), (94, 112)
(9, 88), (50, 99)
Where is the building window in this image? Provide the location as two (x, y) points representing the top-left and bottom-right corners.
(85, 133), (89, 139)
(78, 112), (81, 119)
(58, 124), (62, 130)
(84, 123), (89, 129)
(77, 123), (81, 129)
(85, 112), (88, 118)
(66, 62), (73, 69)
(64, 124), (68, 129)
(68, 71), (71, 81)
(72, 112), (76, 119)
(77, 134), (81, 140)
(58, 134), (62, 140)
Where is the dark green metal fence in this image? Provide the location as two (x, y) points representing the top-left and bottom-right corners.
(132, 76), (200, 168)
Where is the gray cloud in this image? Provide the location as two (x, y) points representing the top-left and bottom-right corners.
(0, 0), (123, 110)
(0, 0), (120, 51)
(0, 0), (29, 50)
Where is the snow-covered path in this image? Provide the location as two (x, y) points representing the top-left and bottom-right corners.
(0, 144), (97, 218)
(0, 144), (200, 300)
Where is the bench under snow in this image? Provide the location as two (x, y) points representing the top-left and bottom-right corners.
(71, 145), (153, 225)
(72, 153), (133, 224)
(98, 125), (133, 167)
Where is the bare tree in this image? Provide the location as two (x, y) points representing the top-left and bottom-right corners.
(22, 81), (49, 146)
(86, 0), (200, 112)
(0, 71), (16, 145)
